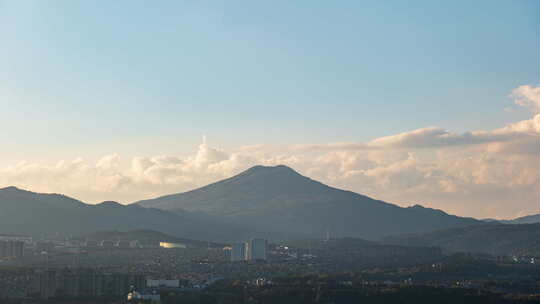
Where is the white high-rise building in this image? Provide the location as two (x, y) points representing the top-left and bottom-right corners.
(247, 238), (267, 261)
(230, 243), (247, 262)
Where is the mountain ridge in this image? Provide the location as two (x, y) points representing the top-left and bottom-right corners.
(135, 164), (381, 212)
(134, 165), (481, 240)
(0, 165), (484, 241)
(0, 186), (252, 241)
(383, 222), (540, 255)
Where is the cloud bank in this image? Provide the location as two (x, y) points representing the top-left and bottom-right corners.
(2, 85), (540, 219)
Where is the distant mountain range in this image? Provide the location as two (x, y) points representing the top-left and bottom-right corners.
(0, 186), (249, 241)
(0, 165), (485, 241)
(481, 214), (540, 225)
(502, 214), (540, 225)
(134, 165), (480, 239)
(383, 222), (540, 256)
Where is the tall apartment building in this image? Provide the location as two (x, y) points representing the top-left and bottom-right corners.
(247, 239), (267, 261)
(230, 243), (247, 262)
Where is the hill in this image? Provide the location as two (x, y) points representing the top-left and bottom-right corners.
(0, 186), (251, 241)
(135, 165), (480, 240)
(505, 214), (540, 224)
(383, 223), (540, 255)
(480, 214), (540, 225)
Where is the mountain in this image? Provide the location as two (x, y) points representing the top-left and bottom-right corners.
(383, 222), (540, 255)
(505, 214), (540, 224)
(135, 165), (480, 240)
(0, 186), (251, 241)
(479, 214), (540, 225)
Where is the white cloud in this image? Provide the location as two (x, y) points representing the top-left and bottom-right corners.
(368, 127), (502, 148)
(496, 114), (540, 134)
(511, 85), (540, 113)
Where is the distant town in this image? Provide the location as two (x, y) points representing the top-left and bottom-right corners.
(1, 231), (540, 303)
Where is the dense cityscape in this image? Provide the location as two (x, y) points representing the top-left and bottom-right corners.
(1, 232), (540, 303)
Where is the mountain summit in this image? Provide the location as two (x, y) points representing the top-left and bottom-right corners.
(136, 165), (341, 214)
(135, 165), (480, 239)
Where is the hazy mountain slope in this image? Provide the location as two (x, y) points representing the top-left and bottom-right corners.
(505, 214), (540, 224)
(0, 187), (251, 241)
(383, 223), (540, 255)
(135, 165), (480, 240)
(481, 214), (540, 225)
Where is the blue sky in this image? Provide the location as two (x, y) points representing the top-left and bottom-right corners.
(1, 1), (540, 217)
(1, 0), (538, 161)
